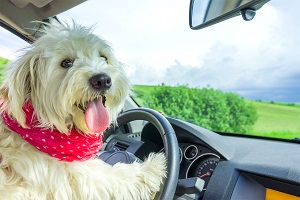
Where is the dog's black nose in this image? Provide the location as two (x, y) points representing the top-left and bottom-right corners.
(89, 73), (112, 91)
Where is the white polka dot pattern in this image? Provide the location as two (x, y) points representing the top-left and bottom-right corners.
(2, 100), (104, 162)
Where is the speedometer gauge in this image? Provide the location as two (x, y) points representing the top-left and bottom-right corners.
(196, 156), (219, 188)
(186, 154), (220, 190)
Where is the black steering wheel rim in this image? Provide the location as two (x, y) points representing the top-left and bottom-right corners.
(115, 108), (180, 200)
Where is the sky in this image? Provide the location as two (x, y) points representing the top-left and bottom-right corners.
(0, 0), (299, 103)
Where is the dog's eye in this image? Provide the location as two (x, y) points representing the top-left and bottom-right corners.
(61, 59), (74, 68)
(100, 55), (108, 63)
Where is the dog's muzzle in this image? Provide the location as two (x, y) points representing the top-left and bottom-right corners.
(76, 73), (110, 113)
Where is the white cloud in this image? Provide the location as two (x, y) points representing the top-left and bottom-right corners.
(0, 0), (299, 102)
(0, 28), (28, 59)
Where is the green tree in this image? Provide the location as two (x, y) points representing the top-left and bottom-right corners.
(140, 85), (257, 133)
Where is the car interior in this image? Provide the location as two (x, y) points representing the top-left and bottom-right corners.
(1, 0), (300, 200)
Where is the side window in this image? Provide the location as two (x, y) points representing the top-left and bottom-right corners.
(0, 26), (28, 82)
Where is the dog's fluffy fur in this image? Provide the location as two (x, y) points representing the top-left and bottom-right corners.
(0, 21), (166, 199)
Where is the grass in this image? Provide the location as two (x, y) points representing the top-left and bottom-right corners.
(133, 85), (300, 139)
(0, 56), (9, 68)
(0, 57), (9, 83)
(0, 57), (9, 82)
(247, 101), (300, 139)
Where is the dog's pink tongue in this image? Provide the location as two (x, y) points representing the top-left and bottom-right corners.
(85, 99), (109, 133)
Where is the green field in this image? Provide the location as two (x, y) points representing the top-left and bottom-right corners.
(0, 57), (9, 81)
(247, 101), (300, 139)
(133, 85), (300, 139)
(0, 57), (8, 68)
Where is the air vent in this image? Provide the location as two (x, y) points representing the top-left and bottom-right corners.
(128, 133), (141, 138)
(106, 139), (132, 152)
(114, 141), (129, 151)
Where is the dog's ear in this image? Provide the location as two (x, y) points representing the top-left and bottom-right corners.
(0, 50), (39, 127)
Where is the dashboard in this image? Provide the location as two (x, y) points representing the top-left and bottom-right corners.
(102, 117), (300, 200)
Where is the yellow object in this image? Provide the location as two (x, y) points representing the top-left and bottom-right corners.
(265, 189), (300, 200)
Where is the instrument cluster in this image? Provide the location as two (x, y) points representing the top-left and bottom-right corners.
(178, 143), (220, 191)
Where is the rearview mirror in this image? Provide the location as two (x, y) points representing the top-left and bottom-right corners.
(189, 0), (270, 30)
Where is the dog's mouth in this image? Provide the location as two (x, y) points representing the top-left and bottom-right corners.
(76, 95), (109, 133)
(77, 95), (106, 113)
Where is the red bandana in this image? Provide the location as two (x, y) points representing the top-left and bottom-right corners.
(2, 101), (103, 162)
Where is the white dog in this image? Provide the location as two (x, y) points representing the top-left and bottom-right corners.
(0, 21), (166, 199)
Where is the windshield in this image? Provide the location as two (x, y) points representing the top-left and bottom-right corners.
(1, 0), (299, 140)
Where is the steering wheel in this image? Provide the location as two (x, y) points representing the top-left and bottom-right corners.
(106, 108), (180, 200)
